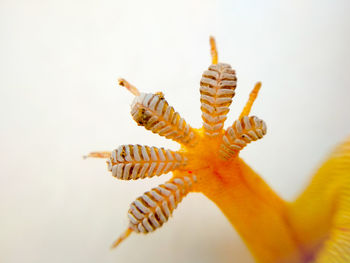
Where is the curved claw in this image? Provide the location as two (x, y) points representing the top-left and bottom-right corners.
(118, 78), (140, 96)
(210, 36), (218, 65)
(111, 227), (133, 249)
(239, 82), (262, 119)
(83, 151), (111, 159)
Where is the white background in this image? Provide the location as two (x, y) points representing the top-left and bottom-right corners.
(1, 0), (350, 262)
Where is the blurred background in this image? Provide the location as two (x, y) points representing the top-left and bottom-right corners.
(1, 0), (350, 262)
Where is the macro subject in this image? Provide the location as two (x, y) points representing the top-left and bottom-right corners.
(87, 37), (350, 263)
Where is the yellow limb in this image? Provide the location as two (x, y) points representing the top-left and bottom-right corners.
(209, 36), (218, 64)
(187, 156), (302, 263)
(118, 78), (140, 96)
(83, 151), (111, 159)
(289, 136), (350, 262)
(111, 227), (133, 249)
(239, 82), (261, 119)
